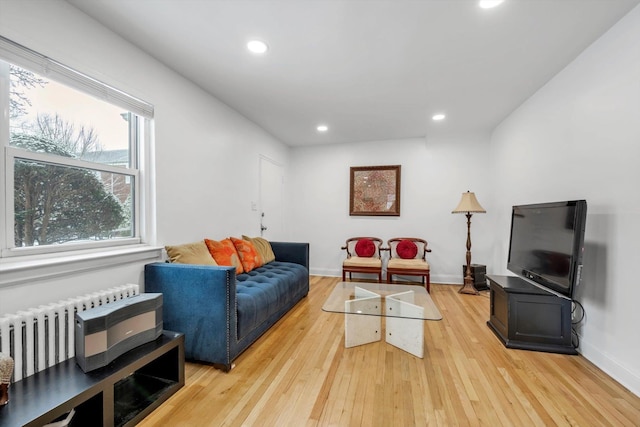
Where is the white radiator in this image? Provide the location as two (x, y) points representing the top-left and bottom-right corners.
(0, 284), (139, 382)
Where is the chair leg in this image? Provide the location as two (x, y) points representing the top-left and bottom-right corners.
(426, 273), (430, 293)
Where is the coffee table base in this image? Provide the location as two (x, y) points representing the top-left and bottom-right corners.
(345, 314), (424, 358)
(343, 287), (425, 358)
(345, 290), (382, 348)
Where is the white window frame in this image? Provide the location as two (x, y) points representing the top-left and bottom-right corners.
(0, 35), (155, 262)
(4, 146), (141, 257)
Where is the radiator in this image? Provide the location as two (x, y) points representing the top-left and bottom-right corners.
(0, 284), (139, 382)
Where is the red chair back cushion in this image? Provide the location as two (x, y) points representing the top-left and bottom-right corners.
(397, 239), (418, 259)
(354, 238), (376, 257)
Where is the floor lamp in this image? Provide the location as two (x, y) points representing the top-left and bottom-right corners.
(452, 191), (486, 295)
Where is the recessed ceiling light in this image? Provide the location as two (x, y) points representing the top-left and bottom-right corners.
(432, 114), (446, 121)
(247, 40), (268, 54)
(479, 0), (505, 9)
(317, 125), (329, 132)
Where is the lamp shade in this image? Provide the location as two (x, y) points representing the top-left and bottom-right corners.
(452, 191), (486, 214)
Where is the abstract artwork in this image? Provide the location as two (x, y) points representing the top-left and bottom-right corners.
(349, 165), (401, 216)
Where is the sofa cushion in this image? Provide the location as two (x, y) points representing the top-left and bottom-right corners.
(165, 241), (218, 265)
(343, 256), (382, 268)
(235, 261), (308, 339)
(231, 237), (264, 272)
(388, 258), (429, 270)
(242, 235), (276, 264)
(205, 238), (244, 274)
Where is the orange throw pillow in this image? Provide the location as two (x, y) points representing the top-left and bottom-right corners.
(231, 237), (264, 273)
(204, 238), (244, 274)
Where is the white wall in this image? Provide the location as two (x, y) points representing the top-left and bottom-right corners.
(289, 135), (494, 283)
(490, 5), (640, 396)
(0, 0), (290, 313)
(152, 65), (290, 244)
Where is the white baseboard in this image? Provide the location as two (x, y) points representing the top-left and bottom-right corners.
(310, 268), (340, 277)
(432, 274), (462, 285)
(309, 269), (462, 286)
(578, 337), (640, 397)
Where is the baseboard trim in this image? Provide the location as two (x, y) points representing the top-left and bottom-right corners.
(309, 269), (464, 286)
(578, 337), (640, 397)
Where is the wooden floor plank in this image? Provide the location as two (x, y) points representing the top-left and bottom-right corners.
(138, 277), (640, 426)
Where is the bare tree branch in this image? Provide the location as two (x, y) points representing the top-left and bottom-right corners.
(9, 65), (47, 118)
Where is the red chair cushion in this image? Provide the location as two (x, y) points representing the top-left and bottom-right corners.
(354, 238), (376, 257)
(397, 239), (418, 259)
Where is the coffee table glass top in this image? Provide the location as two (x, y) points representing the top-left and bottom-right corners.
(322, 282), (442, 320)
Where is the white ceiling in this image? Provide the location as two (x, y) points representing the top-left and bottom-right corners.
(66, 0), (639, 147)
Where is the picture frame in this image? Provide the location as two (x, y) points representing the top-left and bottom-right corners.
(349, 165), (401, 216)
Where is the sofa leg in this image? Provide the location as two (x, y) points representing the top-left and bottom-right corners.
(214, 362), (236, 372)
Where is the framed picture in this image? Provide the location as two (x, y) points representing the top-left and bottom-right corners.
(349, 165), (401, 216)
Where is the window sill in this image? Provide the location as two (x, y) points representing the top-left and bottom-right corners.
(0, 245), (163, 289)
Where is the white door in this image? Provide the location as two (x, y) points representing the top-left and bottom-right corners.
(259, 156), (284, 239)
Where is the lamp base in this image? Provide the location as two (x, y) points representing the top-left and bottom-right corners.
(459, 276), (479, 295)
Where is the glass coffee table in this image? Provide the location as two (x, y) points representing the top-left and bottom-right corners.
(322, 282), (442, 358)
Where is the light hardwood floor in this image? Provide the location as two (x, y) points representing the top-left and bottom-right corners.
(139, 276), (640, 426)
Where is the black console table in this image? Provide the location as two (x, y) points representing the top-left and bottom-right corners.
(0, 331), (184, 427)
(486, 275), (577, 355)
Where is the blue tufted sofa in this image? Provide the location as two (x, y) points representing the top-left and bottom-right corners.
(144, 241), (309, 371)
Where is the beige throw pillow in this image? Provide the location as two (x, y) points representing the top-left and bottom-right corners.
(242, 235), (276, 264)
(165, 241), (218, 265)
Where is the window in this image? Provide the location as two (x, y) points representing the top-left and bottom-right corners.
(0, 36), (153, 258)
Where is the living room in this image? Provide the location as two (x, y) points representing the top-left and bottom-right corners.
(0, 0), (639, 424)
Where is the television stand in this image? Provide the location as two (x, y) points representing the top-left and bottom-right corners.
(486, 275), (577, 355)
(0, 331), (184, 427)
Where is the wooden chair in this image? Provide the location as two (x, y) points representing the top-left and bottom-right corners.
(385, 237), (432, 292)
(341, 237), (384, 282)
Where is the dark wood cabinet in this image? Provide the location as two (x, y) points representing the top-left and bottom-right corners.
(0, 331), (184, 427)
(487, 275), (577, 355)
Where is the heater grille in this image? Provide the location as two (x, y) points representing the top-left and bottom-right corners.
(0, 284), (139, 382)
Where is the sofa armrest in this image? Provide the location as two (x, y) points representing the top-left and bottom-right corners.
(144, 262), (237, 365)
(270, 241), (309, 269)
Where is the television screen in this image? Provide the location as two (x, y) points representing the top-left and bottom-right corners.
(507, 200), (587, 299)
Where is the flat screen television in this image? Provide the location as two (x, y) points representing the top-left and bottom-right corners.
(507, 200), (587, 299)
